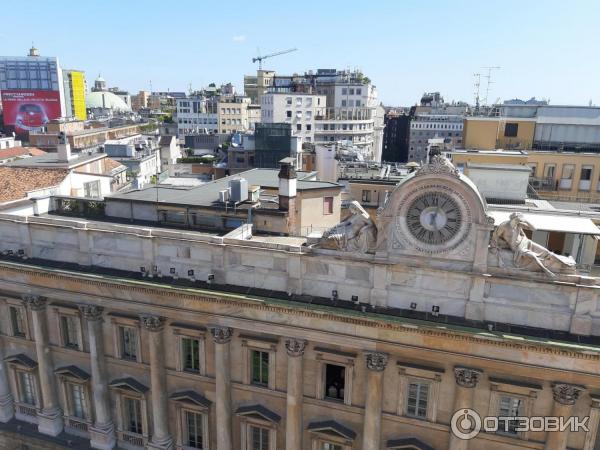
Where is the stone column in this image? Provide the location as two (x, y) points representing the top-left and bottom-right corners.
(0, 338), (14, 423)
(362, 352), (388, 450)
(79, 305), (116, 450)
(285, 339), (307, 450)
(584, 396), (600, 450)
(448, 367), (482, 450)
(22, 295), (63, 436)
(211, 326), (233, 450)
(545, 383), (585, 450)
(141, 315), (173, 450)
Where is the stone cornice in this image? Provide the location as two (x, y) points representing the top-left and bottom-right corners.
(1, 263), (599, 363)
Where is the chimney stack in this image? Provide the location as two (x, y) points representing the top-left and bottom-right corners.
(278, 158), (297, 211)
(57, 132), (73, 162)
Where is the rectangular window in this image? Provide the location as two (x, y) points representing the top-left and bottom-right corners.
(69, 383), (87, 419)
(10, 306), (26, 337)
(504, 123), (518, 137)
(543, 164), (556, 179)
(124, 397), (143, 434)
(323, 197), (334, 215)
(84, 180), (101, 198)
(286, 110), (292, 118)
(406, 381), (429, 418)
(362, 190), (372, 202)
(561, 164), (575, 180)
(581, 166), (593, 181)
(60, 315), (79, 349)
(250, 425), (269, 450)
(349, 88), (355, 95)
(286, 97), (292, 106)
(119, 326), (138, 361)
(19, 371), (36, 405)
(306, 124), (312, 131)
(356, 88), (362, 95)
(296, 124), (302, 131)
(341, 100), (347, 107)
(323, 444), (343, 450)
(184, 410), (204, 449)
(182, 337), (200, 373)
(324, 363), (345, 401)
(341, 88), (347, 95)
(251, 350), (269, 386)
(498, 396), (523, 435)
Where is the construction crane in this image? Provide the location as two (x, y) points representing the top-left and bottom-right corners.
(252, 48), (297, 70)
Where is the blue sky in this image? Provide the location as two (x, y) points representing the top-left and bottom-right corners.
(3, 0), (599, 106)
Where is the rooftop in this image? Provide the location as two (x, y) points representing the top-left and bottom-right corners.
(6, 152), (105, 169)
(0, 167), (69, 203)
(109, 168), (341, 208)
(0, 147), (46, 160)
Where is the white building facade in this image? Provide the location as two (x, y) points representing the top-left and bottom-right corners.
(261, 93), (326, 144)
(175, 96), (218, 136)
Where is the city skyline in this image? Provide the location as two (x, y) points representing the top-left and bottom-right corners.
(3, 0), (599, 107)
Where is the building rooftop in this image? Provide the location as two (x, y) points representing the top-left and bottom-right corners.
(0, 147), (46, 160)
(6, 152), (105, 169)
(0, 167), (69, 203)
(109, 168), (341, 208)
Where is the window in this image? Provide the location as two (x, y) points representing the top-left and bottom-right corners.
(341, 88), (347, 95)
(250, 425), (269, 450)
(497, 395), (523, 435)
(323, 197), (334, 215)
(543, 164), (556, 179)
(324, 363), (345, 401)
(296, 124), (302, 131)
(356, 88), (362, 95)
(286, 110), (292, 118)
(124, 396), (143, 435)
(362, 190), (372, 203)
(306, 124), (312, 131)
(341, 100), (347, 107)
(60, 315), (80, 349)
(355, 100), (361, 107)
(182, 337), (201, 373)
(323, 443), (343, 450)
(184, 410), (204, 449)
(349, 88), (354, 95)
(68, 382), (88, 419)
(581, 166), (593, 181)
(286, 97), (292, 106)
(10, 306), (26, 337)
(118, 326), (138, 361)
(19, 371), (36, 405)
(406, 381), (429, 418)
(84, 180), (101, 198)
(251, 350), (269, 386)
(504, 123), (518, 137)
(561, 164), (575, 180)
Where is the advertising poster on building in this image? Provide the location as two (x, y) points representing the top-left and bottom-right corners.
(1, 90), (62, 135)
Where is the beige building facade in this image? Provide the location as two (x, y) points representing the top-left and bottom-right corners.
(218, 97), (251, 134)
(462, 117), (537, 151)
(0, 158), (599, 450)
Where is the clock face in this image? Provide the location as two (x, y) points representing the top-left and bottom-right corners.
(406, 191), (462, 244)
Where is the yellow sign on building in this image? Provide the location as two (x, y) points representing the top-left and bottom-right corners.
(68, 70), (87, 121)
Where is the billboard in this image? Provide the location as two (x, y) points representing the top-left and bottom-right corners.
(1, 90), (62, 135)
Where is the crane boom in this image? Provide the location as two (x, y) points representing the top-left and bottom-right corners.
(252, 48), (297, 69)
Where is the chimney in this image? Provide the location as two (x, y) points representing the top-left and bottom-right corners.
(278, 159), (297, 210)
(57, 132), (73, 162)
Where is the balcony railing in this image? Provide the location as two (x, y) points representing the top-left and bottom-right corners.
(66, 417), (90, 436)
(15, 403), (38, 423)
(529, 177), (557, 191)
(119, 431), (146, 448)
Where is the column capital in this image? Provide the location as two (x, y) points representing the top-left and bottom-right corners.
(140, 315), (166, 332)
(365, 351), (388, 371)
(78, 304), (104, 321)
(454, 367), (482, 388)
(21, 294), (48, 310)
(552, 383), (585, 406)
(210, 326), (233, 344)
(285, 338), (307, 357)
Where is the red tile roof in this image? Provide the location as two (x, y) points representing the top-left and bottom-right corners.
(0, 147), (46, 160)
(0, 167), (70, 203)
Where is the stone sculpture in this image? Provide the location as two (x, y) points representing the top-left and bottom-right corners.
(490, 212), (576, 277)
(318, 201), (377, 253)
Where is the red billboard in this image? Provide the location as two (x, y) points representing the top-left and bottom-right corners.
(1, 90), (62, 135)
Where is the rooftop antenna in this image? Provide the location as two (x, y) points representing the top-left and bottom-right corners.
(473, 73), (481, 114)
(482, 66), (500, 106)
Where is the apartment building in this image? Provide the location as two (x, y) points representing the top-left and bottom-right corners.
(175, 96), (218, 136)
(217, 97), (251, 134)
(260, 92), (326, 144)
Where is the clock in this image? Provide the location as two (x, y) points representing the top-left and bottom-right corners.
(406, 191), (463, 245)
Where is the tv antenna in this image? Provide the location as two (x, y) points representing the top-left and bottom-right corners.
(473, 73), (481, 113)
(482, 66), (500, 106)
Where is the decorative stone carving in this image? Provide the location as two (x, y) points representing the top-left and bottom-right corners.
(318, 201), (377, 253)
(210, 326), (233, 344)
(552, 383), (585, 405)
(78, 304), (104, 321)
(454, 367), (482, 388)
(21, 294), (47, 310)
(285, 338), (307, 357)
(365, 351), (388, 371)
(140, 315), (166, 332)
(413, 154), (460, 179)
(490, 212), (576, 278)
